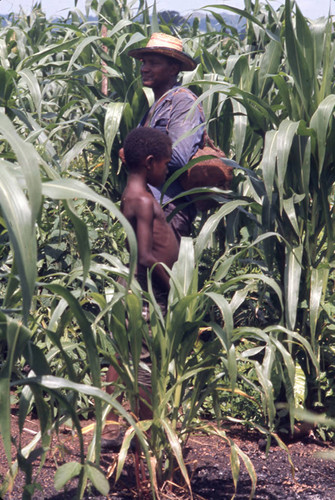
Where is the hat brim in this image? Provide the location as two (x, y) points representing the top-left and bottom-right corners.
(128, 46), (196, 72)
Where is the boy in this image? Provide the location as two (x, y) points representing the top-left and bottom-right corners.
(102, 127), (180, 450)
(121, 126), (180, 303)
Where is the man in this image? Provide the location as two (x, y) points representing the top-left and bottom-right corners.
(128, 32), (205, 240)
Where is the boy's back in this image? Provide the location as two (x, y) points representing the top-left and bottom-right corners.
(121, 127), (179, 296)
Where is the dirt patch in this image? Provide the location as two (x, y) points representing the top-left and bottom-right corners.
(1, 411), (335, 499)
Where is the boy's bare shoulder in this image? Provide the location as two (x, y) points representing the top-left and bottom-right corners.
(121, 187), (154, 217)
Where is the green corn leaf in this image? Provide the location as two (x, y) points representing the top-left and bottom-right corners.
(41, 179), (137, 285)
(42, 284), (100, 387)
(66, 36), (101, 73)
(231, 98), (247, 163)
(104, 102), (126, 185)
(295, 4), (314, 83)
(282, 195), (304, 237)
(258, 39), (282, 99)
(18, 69), (42, 119)
(229, 441), (240, 491)
(195, 200), (249, 260)
(310, 266), (329, 351)
(0, 317), (32, 465)
(60, 134), (103, 172)
(0, 114), (42, 224)
(310, 94), (335, 178)
(0, 164), (37, 321)
(64, 201), (91, 289)
(17, 37), (81, 70)
(206, 292), (234, 348)
(284, 0), (313, 115)
(150, 0), (159, 34)
(284, 244), (303, 331)
(161, 419), (191, 494)
(204, 4), (280, 42)
(171, 237), (195, 295)
(259, 130), (277, 203)
(276, 119), (300, 213)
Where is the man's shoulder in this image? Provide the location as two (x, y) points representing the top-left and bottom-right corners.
(170, 86), (198, 102)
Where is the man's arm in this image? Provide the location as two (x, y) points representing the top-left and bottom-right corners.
(167, 90), (205, 170)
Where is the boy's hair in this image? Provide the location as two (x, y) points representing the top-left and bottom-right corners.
(124, 127), (172, 169)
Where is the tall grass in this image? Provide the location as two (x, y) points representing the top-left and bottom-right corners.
(0, 0), (334, 498)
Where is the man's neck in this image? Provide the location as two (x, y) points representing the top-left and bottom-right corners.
(153, 79), (178, 100)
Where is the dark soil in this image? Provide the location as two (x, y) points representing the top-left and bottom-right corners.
(1, 409), (335, 500)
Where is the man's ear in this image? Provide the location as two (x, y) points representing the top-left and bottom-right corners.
(170, 61), (181, 77)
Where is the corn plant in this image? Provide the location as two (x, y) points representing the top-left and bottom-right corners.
(0, 1), (333, 499)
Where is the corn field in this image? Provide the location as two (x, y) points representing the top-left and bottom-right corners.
(0, 0), (334, 498)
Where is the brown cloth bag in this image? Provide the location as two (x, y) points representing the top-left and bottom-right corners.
(180, 130), (233, 211)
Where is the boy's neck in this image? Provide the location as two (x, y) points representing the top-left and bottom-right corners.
(127, 170), (148, 189)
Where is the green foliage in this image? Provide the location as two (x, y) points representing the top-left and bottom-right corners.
(1, 0), (335, 499)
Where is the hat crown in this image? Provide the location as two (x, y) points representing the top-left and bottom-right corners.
(146, 33), (183, 53)
(127, 32), (196, 71)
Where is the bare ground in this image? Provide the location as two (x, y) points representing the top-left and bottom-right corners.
(1, 409), (335, 500)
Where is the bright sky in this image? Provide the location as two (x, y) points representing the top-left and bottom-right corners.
(1, 0), (333, 19)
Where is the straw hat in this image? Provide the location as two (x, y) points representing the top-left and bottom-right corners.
(128, 32), (196, 71)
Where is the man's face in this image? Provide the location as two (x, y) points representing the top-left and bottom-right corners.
(140, 54), (179, 91)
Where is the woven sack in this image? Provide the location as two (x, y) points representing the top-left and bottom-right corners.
(180, 131), (233, 210)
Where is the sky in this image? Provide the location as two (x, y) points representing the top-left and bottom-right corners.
(0, 0), (333, 20)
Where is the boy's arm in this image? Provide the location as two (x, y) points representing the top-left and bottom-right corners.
(135, 196), (171, 291)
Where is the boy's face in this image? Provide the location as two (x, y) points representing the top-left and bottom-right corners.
(147, 154), (171, 187)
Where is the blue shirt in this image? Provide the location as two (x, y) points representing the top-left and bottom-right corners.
(140, 85), (205, 215)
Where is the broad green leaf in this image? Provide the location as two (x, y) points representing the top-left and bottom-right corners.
(229, 441), (240, 490)
(64, 201), (91, 287)
(258, 39), (282, 98)
(85, 463), (109, 496)
(18, 69), (42, 119)
(283, 195), (303, 237)
(231, 98), (247, 163)
(0, 164), (37, 321)
(66, 36), (101, 73)
(60, 134), (103, 172)
(206, 292), (233, 348)
(171, 237), (195, 295)
(259, 130), (277, 203)
(284, 0), (313, 115)
(204, 5), (280, 42)
(276, 119), (300, 213)
(310, 94), (335, 177)
(41, 179), (137, 284)
(310, 266), (329, 351)
(295, 5), (314, 84)
(0, 113), (42, 224)
(54, 462), (82, 490)
(17, 38), (81, 70)
(104, 102), (125, 184)
(284, 245), (303, 331)
(195, 200), (249, 259)
(161, 419), (191, 494)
